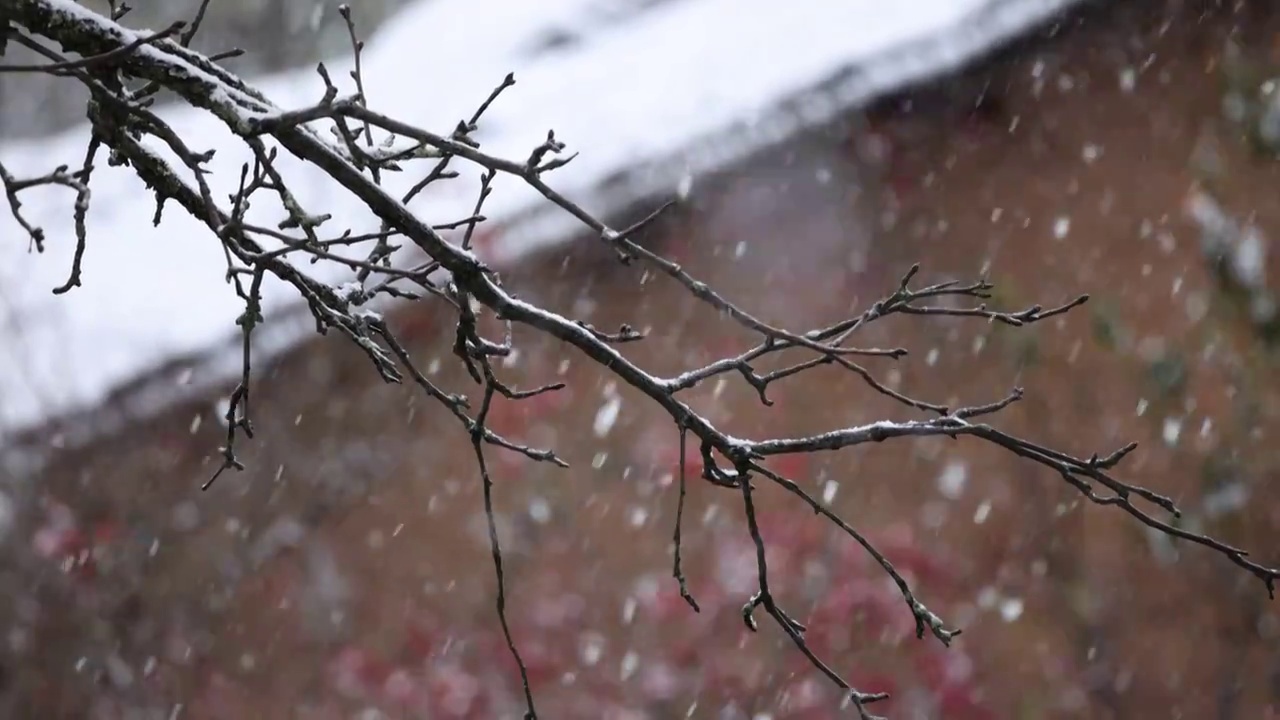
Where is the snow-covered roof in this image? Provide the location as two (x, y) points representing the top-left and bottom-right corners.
(0, 0), (1084, 439)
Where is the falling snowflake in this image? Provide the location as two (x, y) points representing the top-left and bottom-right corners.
(937, 461), (968, 500)
(1052, 216), (1071, 240)
(593, 395), (622, 437)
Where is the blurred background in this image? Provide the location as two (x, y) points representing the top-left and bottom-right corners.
(0, 0), (411, 138)
(2, 0), (1279, 718)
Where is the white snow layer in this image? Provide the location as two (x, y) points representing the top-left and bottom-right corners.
(0, 0), (1082, 437)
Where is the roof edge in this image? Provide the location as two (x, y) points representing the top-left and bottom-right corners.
(1, 0), (1089, 460)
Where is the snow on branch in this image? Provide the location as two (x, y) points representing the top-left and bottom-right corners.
(5, 0), (1277, 717)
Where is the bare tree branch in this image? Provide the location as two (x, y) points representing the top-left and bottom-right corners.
(6, 0), (1277, 715)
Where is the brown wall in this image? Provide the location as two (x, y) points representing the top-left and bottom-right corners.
(5, 0), (1280, 718)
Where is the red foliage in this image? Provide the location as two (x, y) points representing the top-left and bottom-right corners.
(34, 384), (991, 720)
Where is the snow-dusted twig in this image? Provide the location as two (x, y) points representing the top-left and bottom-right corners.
(8, 1), (1278, 717)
